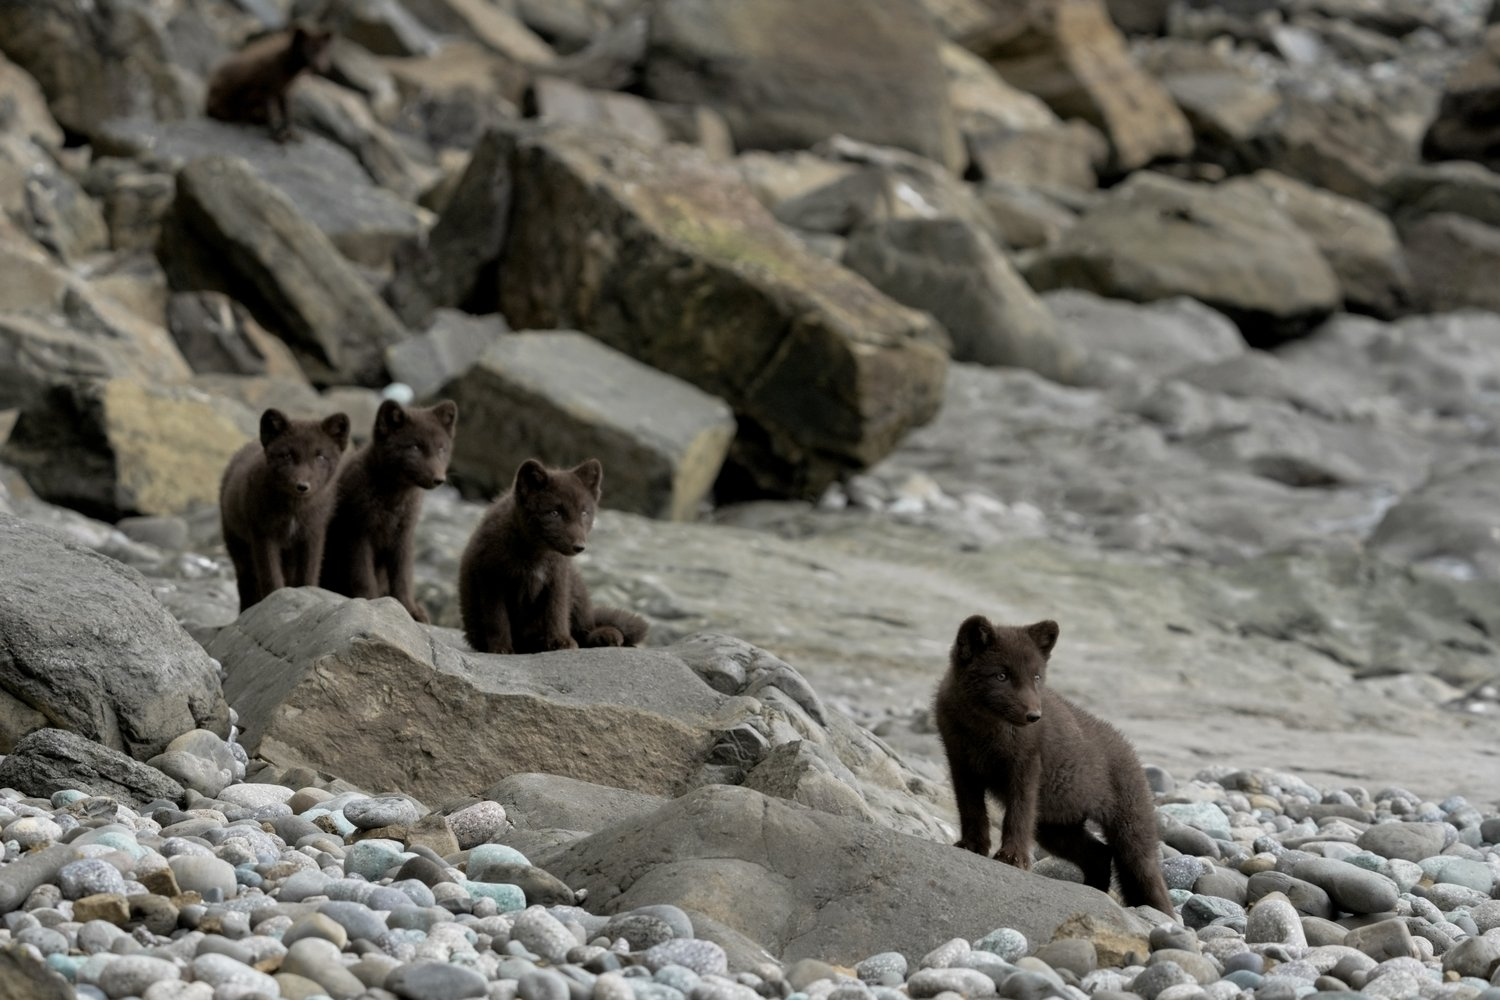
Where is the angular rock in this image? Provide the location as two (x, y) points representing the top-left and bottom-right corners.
(381, 41), (524, 152)
(1025, 172), (1342, 346)
(96, 117), (433, 269)
(307, 0), (440, 57)
(0, 0), (197, 139)
(1254, 92), (1416, 204)
(484, 773), (668, 835)
(157, 155), (409, 385)
(0, 249), (192, 413)
(641, 0), (962, 171)
(0, 728), (185, 805)
(1, 377), (258, 520)
(0, 135), (107, 263)
(1225, 170), (1411, 318)
(0, 515), (228, 755)
(384, 125), (516, 328)
(166, 291), (309, 381)
(385, 310), (508, 401)
(445, 331), (735, 519)
(963, 0), (1192, 171)
(1421, 25), (1500, 170)
(965, 121), (1109, 192)
(535, 783), (1143, 965)
(289, 76), (434, 203)
(1160, 68), (1281, 163)
(0, 942), (74, 1000)
(81, 159), (176, 254)
(0, 51), (65, 150)
(1382, 160), (1500, 229)
(496, 125), (949, 500)
(404, 0), (556, 64)
(842, 218), (1082, 381)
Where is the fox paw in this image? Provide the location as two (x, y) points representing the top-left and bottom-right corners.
(584, 625), (625, 648)
(545, 635), (579, 651)
(408, 604), (430, 625)
(995, 846), (1032, 870)
(954, 837), (991, 856)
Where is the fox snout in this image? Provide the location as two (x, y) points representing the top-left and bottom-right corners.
(295, 481), (310, 494)
(1024, 708), (1042, 724)
(572, 543), (586, 554)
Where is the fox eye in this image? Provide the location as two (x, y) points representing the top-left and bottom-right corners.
(547, 507), (563, 518)
(409, 443), (421, 452)
(995, 672), (1007, 682)
(315, 452), (327, 463)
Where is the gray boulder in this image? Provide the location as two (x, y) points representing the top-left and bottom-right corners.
(96, 118), (430, 271)
(0, 728), (185, 806)
(534, 783), (1146, 965)
(1225, 170), (1411, 318)
(157, 156), (409, 386)
(1400, 213), (1500, 315)
(0, 0), (197, 140)
(1025, 172), (1341, 347)
(0, 515), (227, 757)
(496, 125), (949, 500)
(641, 0), (962, 171)
(842, 218), (1083, 382)
(0, 135), (107, 264)
(444, 331), (735, 519)
(166, 292), (309, 381)
(1421, 25), (1500, 170)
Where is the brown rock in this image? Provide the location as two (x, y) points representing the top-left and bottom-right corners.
(139, 866), (181, 897)
(1422, 25), (1500, 169)
(496, 125), (948, 500)
(964, 0), (1192, 171)
(73, 893), (130, 925)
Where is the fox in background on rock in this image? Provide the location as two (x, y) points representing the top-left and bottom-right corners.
(319, 399), (458, 624)
(219, 408), (350, 612)
(933, 613), (1175, 914)
(459, 457), (648, 655)
(205, 21), (334, 142)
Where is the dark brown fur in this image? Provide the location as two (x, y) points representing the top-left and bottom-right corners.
(459, 458), (649, 655)
(320, 399), (458, 623)
(220, 409), (350, 612)
(205, 23), (333, 141)
(934, 615), (1174, 913)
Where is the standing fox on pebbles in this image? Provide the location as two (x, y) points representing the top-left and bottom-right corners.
(934, 614), (1175, 913)
(205, 22), (334, 141)
(459, 458), (648, 655)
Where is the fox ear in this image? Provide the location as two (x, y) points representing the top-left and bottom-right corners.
(515, 459), (549, 495)
(1026, 619), (1060, 658)
(953, 615), (995, 668)
(374, 399), (405, 438)
(431, 400), (458, 433)
(322, 412), (351, 451)
(572, 458), (603, 499)
(259, 408), (289, 447)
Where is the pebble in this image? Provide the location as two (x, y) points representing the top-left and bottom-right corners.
(59, 859), (126, 899)
(602, 913), (678, 950)
(93, 955), (182, 997)
(167, 855), (237, 899)
(341, 793), (425, 830)
(448, 800), (509, 848)
(643, 939), (729, 977)
(973, 928), (1026, 963)
(386, 960), (490, 999)
(906, 968), (996, 998)
(855, 952), (908, 986)
(1245, 895), (1307, 947)
(1291, 858), (1399, 914)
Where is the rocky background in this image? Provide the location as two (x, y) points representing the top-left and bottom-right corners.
(5, 0), (1500, 997)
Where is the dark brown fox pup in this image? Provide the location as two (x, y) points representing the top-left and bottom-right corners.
(205, 23), (334, 141)
(459, 458), (649, 655)
(934, 615), (1175, 913)
(220, 408), (350, 612)
(320, 399), (458, 623)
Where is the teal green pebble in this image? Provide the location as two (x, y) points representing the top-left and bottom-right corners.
(91, 831), (148, 860)
(464, 881), (525, 911)
(46, 953), (82, 981)
(1158, 802), (1231, 839)
(468, 843), (530, 868)
(346, 840), (409, 881)
(1420, 856), (1495, 893)
(50, 790), (87, 808)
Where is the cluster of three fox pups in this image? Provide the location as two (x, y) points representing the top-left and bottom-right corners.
(218, 401), (646, 654)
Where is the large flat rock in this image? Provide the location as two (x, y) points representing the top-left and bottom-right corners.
(205, 589), (951, 838)
(444, 331), (735, 519)
(0, 515), (228, 759)
(496, 125), (949, 500)
(534, 783), (1147, 965)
